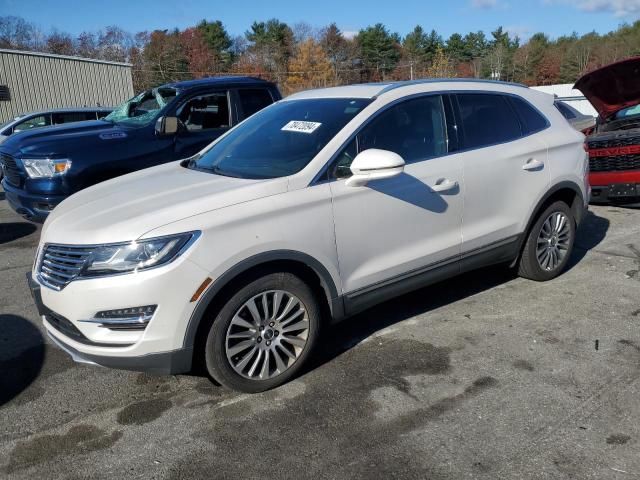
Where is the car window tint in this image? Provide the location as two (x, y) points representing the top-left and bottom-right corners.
(193, 98), (371, 179)
(13, 114), (51, 132)
(238, 89), (273, 119)
(554, 102), (576, 119)
(457, 93), (522, 149)
(178, 92), (230, 131)
(359, 96), (447, 163)
(52, 112), (96, 124)
(329, 96), (447, 179)
(333, 138), (358, 179)
(509, 97), (548, 134)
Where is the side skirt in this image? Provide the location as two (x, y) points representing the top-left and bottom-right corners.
(341, 235), (521, 318)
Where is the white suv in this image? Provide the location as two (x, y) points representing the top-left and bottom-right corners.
(28, 80), (589, 392)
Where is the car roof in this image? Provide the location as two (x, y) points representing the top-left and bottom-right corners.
(287, 78), (528, 99)
(164, 76), (274, 90)
(286, 78), (528, 101)
(14, 106), (113, 118)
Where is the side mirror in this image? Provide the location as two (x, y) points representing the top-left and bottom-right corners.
(345, 149), (405, 187)
(155, 116), (178, 136)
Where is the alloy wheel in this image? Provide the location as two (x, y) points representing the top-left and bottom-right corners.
(536, 211), (571, 271)
(225, 290), (310, 380)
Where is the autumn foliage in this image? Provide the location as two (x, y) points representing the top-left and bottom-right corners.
(2, 15), (640, 94)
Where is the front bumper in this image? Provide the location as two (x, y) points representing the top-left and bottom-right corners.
(2, 179), (65, 223)
(26, 251), (208, 374)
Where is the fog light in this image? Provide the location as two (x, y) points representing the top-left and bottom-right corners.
(79, 305), (157, 331)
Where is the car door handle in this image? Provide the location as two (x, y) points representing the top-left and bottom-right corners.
(522, 158), (544, 171)
(431, 178), (458, 193)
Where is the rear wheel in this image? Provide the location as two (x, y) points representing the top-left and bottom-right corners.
(518, 201), (575, 281)
(204, 272), (320, 393)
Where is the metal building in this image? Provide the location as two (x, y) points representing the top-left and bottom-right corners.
(0, 49), (134, 122)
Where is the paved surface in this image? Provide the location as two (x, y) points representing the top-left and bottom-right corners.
(1, 188), (639, 479)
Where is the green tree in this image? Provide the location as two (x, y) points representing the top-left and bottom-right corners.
(403, 26), (443, 76)
(357, 23), (401, 80)
(196, 20), (232, 67)
(320, 23), (359, 85)
(245, 18), (294, 83)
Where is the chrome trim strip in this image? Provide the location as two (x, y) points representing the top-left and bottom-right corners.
(79, 312), (154, 329)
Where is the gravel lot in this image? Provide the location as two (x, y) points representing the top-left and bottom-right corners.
(1, 187), (639, 479)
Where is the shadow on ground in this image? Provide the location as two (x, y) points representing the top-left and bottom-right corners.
(0, 314), (46, 406)
(568, 210), (609, 269)
(306, 265), (516, 376)
(307, 209), (610, 377)
(0, 222), (37, 245)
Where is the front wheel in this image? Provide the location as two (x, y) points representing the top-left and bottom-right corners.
(518, 201), (576, 281)
(204, 272), (320, 393)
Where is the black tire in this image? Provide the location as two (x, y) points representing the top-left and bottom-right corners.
(518, 200), (576, 281)
(204, 272), (321, 393)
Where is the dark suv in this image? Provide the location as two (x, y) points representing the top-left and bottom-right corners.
(0, 77), (280, 222)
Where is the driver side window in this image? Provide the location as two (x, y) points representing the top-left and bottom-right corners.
(178, 92), (230, 131)
(330, 95), (447, 179)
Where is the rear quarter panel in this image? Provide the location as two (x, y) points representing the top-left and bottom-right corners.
(522, 91), (588, 228)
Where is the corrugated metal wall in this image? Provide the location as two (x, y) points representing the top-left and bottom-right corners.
(0, 49), (134, 122)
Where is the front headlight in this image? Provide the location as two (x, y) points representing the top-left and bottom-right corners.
(22, 158), (72, 178)
(82, 232), (199, 277)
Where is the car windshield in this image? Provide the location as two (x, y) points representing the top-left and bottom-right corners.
(614, 104), (640, 119)
(104, 87), (178, 127)
(189, 98), (371, 179)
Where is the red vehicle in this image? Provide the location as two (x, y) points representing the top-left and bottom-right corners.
(575, 57), (640, 206)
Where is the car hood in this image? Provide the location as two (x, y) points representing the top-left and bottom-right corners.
(42, 161), (288, 245)
(574, 56), (640, 120)
(0, 120), (131, 158)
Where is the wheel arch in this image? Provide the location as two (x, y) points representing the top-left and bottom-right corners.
(183, 250), (343, 362)
(511, 181), (585, 267)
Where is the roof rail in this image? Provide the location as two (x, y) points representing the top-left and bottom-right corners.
(377, 78), (528, 96)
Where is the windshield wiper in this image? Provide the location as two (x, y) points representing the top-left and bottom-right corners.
(210, 165), (241, 178)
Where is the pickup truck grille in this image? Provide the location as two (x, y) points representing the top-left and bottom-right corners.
(589, 154), (640, 172)
(38, 244), (93, 290)
(588, 137), (640, 149)
(0, 153), (22, 186)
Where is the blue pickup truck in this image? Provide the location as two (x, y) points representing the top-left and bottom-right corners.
(0, 76), (281, 222)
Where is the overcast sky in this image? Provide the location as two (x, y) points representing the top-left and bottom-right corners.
(1, 0), (637, 41)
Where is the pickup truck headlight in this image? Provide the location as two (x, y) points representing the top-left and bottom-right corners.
(22, 158), (72, 178)
(82, 232), (199, 277)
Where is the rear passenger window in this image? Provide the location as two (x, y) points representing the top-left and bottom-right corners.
(510, 97), (548, 134)
(52, 112), (96, 124)
(456, 94), (521, 149)
(238, 89), (273, 119)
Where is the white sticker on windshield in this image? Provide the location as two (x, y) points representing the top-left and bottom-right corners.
(281, 120), (322, 134)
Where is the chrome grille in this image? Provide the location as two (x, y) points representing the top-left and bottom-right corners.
(38, 244), (93, 290)
(0, 153), (22, 186)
